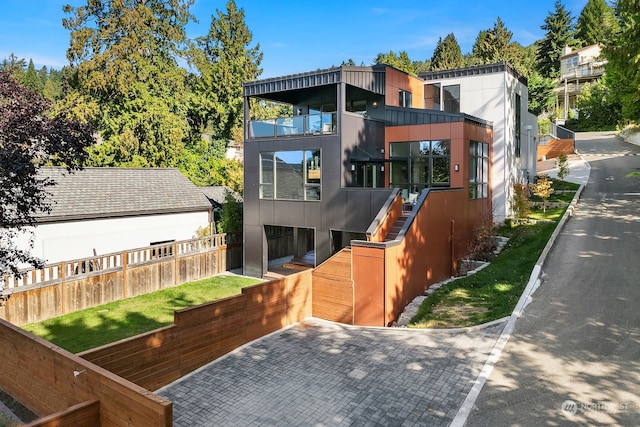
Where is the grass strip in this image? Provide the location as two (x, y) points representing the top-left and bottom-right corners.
(21, 274), (262, 353)
(409, 206), (566, 328)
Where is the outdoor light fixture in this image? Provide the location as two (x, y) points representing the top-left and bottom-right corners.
(454, 164), (460, 172)
(372, 101), (378, 108)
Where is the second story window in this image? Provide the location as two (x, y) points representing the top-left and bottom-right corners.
(260, 150), (321, 201)
(399, 89), (412, 107)
(443, 85), (460, 113)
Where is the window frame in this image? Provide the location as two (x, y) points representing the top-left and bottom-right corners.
(260, 150), (321, 201)
(469, 141), (489, 200)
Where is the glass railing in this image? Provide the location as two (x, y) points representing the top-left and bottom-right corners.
(249, 112), (337, 139)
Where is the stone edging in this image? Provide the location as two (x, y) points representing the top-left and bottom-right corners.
(394, 236), (509, 327)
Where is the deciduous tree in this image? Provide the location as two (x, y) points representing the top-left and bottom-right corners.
(0, 71), (94, 277)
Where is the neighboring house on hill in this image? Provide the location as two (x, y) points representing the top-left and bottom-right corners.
(556, 44), (605, 120)
(243, 64), (494, 325)
(21, 167), (212, 265)
(421, 63), (539, 222)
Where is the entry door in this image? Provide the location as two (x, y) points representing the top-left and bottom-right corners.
(355, 163), (380, 188)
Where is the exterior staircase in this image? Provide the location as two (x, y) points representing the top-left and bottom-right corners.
(384, 212), (410, 241)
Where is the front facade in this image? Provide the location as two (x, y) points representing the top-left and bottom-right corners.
(243, 65), (493, 279)
(557, 44), (605, 120)
(421, 63), (538, 222)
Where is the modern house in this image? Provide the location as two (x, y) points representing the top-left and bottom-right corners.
(556, 44), (605, 120)
(242, 64), (495, 325)
(420, 63), (539, 222)
(19, 167), (213, 265)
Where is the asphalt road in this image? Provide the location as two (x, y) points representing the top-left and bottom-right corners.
(466, 132), (640, 426)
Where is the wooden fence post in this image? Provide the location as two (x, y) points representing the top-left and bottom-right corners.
(60, 262), (66, 315)
(173, 241), (179, 287)
(122, 250), (128, 298)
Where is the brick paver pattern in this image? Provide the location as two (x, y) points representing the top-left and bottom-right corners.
(157, 318), (505, 426)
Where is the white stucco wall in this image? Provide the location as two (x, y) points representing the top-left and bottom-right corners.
(426, 70), (537, 222)
(22, 211), (210, 265)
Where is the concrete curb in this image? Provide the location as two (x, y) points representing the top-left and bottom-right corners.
(450, 183), (586, 427)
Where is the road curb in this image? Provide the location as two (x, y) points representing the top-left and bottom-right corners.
(451, 183), (586, 427)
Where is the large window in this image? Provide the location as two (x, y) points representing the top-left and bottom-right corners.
(443, 84), (460, 113)
(389, 140), (450, 196)
(469, 141), (489, 199)
(260, 150), (321, 201)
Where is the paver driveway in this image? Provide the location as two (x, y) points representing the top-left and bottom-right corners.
(157, 318), (506, 426)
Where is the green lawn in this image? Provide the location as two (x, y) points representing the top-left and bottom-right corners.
(21, 274), (262, 353)
(409, 205), (567, 328)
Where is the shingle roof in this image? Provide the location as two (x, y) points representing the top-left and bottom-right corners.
(200, 186), (243, 207)
(36, 167), (211, 223)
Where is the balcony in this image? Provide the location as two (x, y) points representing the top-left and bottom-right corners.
(560, 63), (605, 81)
(249, 112), (337, 139)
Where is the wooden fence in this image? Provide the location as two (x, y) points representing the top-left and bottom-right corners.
(0, 318), (172, 426)
(79, 270), (313, 392)
(0, 233), (242, 326)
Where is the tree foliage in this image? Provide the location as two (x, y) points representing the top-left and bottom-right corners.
(216, 189), (243, 233)
(576, 0), (617, 46)
(0, 70), (94, 276)
(431, 33), (464, 71)
(570, 76), (622, 130)
(531, 174), (554, 213)
(374, 50), (416, 75)
(190, 0), (262, 142)
(527, 71), (558, 115)
(603, 0), (640, 123)
(471, 17), (519, 65)
(63, 0), (195, 167)
(536, 0), (576, 78)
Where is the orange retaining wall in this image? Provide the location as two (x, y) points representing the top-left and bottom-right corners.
(537, 138), (574, 160)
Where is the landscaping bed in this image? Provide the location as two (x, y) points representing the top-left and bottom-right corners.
(408, 205), (567, 329)
(21, 274), (262, 353)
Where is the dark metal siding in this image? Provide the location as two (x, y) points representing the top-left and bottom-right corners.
(243, 65), (387, 98)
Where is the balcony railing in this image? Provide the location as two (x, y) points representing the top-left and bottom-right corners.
(560, 64), (605, 81)
(249, 112), (337, 139)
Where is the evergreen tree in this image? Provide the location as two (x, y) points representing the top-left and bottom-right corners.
(536, 0), (576, 79)
(431, 33), (464, 70)
(603, 0), (640, 122)
(63, 0), (195, 168)
(1, 54), (26, 82)
(191, 0), (263, 142)
(374, 50), (416, 75)
(471, 17), (515, 64)
(23, 59), (42, 93)
(576, 0), (617, 46)
(0, 70), (94, 275)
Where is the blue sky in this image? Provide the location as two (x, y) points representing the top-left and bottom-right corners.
(1, 0), (588, 79)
